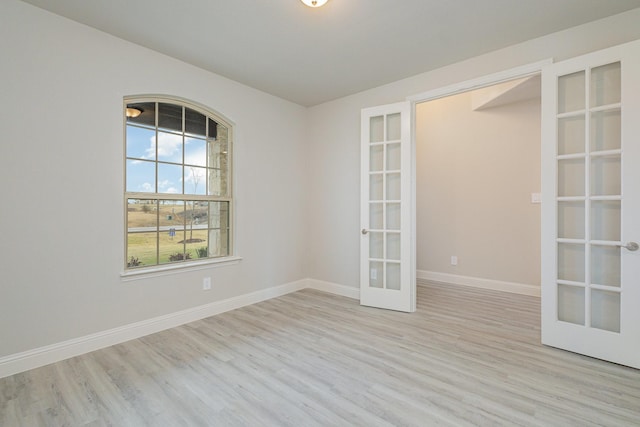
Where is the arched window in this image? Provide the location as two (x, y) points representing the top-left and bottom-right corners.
(124, 96), (232, 270)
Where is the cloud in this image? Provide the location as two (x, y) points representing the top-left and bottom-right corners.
(145, 133), (183, 161)
(141, 182), (154, 192)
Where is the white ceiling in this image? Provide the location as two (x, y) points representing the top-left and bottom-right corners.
(20, 0), (640, 106)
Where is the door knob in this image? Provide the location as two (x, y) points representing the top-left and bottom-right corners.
(617, 242), (639, 251)
(361, 229), (369, 235)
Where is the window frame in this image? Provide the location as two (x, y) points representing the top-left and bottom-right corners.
(122, 95), (235, 274)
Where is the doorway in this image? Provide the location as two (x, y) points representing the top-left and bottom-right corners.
(415, 76), (542, 296)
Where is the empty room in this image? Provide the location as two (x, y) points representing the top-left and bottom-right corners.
(2, 1), (640, 425)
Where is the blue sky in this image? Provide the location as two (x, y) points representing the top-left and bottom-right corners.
(126, 125), (207, 194)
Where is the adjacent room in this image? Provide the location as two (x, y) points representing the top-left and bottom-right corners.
(2, 0), (640, 425)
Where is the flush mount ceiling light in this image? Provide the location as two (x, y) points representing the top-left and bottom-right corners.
(300, 0), (328, 7)
(126, 107), (142, 118)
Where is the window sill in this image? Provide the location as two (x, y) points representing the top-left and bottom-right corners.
(120, 256), (242, 282)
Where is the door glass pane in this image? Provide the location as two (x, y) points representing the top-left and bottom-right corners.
(369, 232), (383, 259)
(386, 233), (400, 260)
(558, 71), (585, 114)
(558, 159), (585, 197)
(370, 145), (384, 172)
(386, 113), (401, 140)
(558, 116), (585, 155)
(558, 243), (585, 282)
(370, 116), (384, 143)
(386, 143), (401, 170)
(387, 173), (401, 200)
(369, 203), (383, 230)
(590, 62), (621, 108)
(370, 174), (383, 200)
(558, 201), (585, 239)
(590, 245), (620, 287)
(386, 203), (401, 230)
(591, 290), (620, 332)
(369, 261), (383, 288)
(386, 263), (401, 290)
(590, 110), (621, 152)
(591, 201), (621, 241)
(590, 155), (621, 196)
(558, 284), (585, 325)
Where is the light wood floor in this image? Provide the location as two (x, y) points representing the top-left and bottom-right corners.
(2, 282), (640, 426)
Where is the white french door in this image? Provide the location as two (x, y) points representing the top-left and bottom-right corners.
(360, 102), (415, 312)
(541, 40), (640, 368)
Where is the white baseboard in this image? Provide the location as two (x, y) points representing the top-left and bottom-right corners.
(306, 278), (359, 299)
(417, 270), (540, 297)
(4, 274), (534, 379)
(0, 279), (308, 379)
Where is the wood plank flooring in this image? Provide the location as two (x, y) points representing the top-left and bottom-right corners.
(2, 282), (640, 426)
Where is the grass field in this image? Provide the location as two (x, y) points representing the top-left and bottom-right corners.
(127, 202), (211, 267)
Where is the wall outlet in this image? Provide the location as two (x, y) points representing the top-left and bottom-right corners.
(202, 277), (211, 291)
(371, 269), (377, 280)
(451, 256), (458, 266)
(531, 192), (542, 204)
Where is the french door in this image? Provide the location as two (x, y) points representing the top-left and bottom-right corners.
(541, 40), (640, 368)
(360, 102), (415, 312)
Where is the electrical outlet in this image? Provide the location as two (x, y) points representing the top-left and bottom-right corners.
(202, 277), (211, 291)
(451, 256), (458, 266)
(371, 269), (377, 280)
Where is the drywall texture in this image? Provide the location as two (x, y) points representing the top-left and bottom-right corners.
(306, 9), (640, 289)
(415, 92), (541, 286)
(0, 0), (308, 357)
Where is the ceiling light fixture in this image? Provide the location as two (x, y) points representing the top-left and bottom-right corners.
(126, 107), (142, 118)
(300, 0), (328, 8)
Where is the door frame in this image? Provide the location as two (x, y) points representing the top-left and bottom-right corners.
(405, 59), (551, 297)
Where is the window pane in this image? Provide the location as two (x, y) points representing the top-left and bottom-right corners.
(208, 118), (219, 139)
(126, 159), (155, 192)
(127, 199), (158, 230)
(185, 166), (207, 195)
(185, 107), (206, 137)
(127, 232), (157, 267)
(126, 125), (155, 160)
(126, 102), (155, 128)
(185, 137), (207, 167)
(159, 200), (185, 228)
(160, 226), (185, 265)
(158, 163), (182, 194)
(209, 201), (230, 257)
(157, 131), (183, 164)
(158, 103), (182, 133)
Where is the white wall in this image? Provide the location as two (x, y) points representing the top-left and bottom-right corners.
(416, 92), (541, 286)
(0, 0), (309, 357)
(307, 9), (640, 289)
